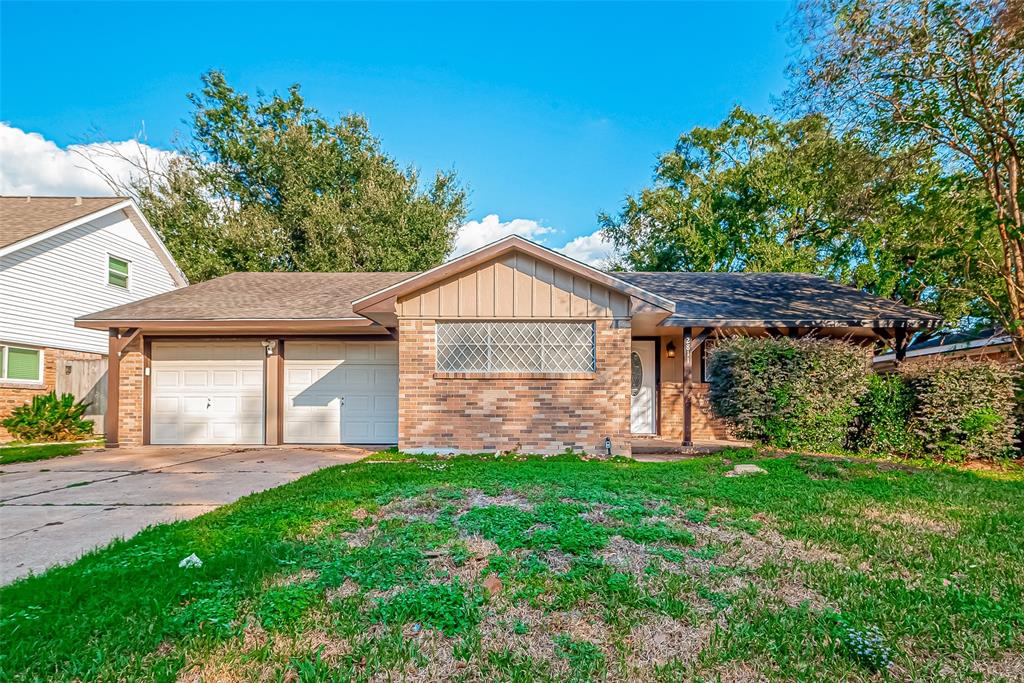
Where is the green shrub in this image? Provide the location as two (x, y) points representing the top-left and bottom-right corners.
(853, 373), (921, 456)
(900, 359), (1020, 461)
(706, 337), (870, 452)
(1, 392), (94, 442)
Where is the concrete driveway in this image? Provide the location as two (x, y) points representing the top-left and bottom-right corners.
(0, 445), (370, 584)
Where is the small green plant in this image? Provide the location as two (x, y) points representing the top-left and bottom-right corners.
(257, 583), (319, 630)
(1, 392), (94, 442)
(373, 580), (481, 636)
(553, 636), (606, 681)
(835, 620), (893, 671)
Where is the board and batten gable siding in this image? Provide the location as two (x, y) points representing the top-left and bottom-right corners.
(0, 209), (180, 355)
(397, 252), (630, 319)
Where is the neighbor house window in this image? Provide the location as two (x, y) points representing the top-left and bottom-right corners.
(436, 321), (596, 374)
(0, 345), (42, 383)
(108, 255), (130, 289)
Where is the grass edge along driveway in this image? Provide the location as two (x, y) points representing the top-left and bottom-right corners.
(1, 450), (1022, 682)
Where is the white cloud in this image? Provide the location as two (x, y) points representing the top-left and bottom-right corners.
(453, 214), (556, 256)
(455, 214), (615, 268)
(557, 229), (616, 268)
(0, 123), (176, 196)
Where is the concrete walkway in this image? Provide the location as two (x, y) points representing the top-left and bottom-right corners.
(0, 445), (369, 584)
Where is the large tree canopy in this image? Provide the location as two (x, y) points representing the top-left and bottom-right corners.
(111, 71), (467, 282)
(791, 0), (1023, 357)
(599, 107), (999, 324)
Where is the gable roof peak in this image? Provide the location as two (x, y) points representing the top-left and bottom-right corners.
(350, 234), (676, 314)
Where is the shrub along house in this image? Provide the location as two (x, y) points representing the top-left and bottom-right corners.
(76, 236), (941, 455)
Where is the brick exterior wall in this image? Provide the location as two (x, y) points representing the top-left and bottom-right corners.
(398, 318), (632, 456)
(0, 347), (105, 441)
(116, 336), (146, 446)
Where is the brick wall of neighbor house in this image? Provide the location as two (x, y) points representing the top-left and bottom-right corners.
(115, 336), (146, 447)
(399, 318), (633, 456)
(0, 347), (105, 441)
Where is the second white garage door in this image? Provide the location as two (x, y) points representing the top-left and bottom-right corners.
(151, 341), (265, 445)
(283, 341), (399, 444)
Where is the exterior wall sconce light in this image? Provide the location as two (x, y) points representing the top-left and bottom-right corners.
(666, 341), (676, 358)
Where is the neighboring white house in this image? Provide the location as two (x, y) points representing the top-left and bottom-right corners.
(0, 196), (186, 436)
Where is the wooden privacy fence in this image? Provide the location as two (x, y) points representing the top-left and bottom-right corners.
(54, 353), (107, 435)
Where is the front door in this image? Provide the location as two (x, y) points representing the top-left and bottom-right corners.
(630, 341), (656, 434)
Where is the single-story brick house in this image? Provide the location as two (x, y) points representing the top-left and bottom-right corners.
(76, 236), (941, 455)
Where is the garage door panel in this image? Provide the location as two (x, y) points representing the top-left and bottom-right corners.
(184, 371), (207, 386)
(151, 342), (264, 445)
(375, 395), (398, 412)
(154, 370), (180, 388)
(287, 368), (314, 387)
(284, 341), (397, 445)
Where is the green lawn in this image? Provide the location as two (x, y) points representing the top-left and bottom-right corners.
(0, 440), (101, 465)
(1, 450), (1022, 682)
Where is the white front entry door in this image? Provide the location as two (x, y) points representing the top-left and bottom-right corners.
(630, 341), (657, 434)
(150, 342), (265, 444)
(283, 341), (398, 444)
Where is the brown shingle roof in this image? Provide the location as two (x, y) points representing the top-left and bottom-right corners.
(78, 271), (415, 321)
(616, 272), (942, 326)
(79, 268), (940, 328)
(0, 196), (127, 249)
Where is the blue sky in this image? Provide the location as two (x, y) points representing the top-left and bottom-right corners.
(0, 1), (793, 259)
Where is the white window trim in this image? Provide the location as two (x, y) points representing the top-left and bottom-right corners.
(0, 344), (45, 385)
(107, 253), (132, 291)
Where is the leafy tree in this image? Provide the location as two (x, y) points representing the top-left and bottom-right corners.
(599, 107), (998, 323)
(103, 71), (467, 282)
(792, 0), (1024, 358)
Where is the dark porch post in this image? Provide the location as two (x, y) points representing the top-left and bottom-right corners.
(683, 326), (693, 447)
(894, 328), (908, 364)
(105, 328), (121, 448)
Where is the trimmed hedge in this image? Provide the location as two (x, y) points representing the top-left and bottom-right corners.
(707, 336), (1022, 461)
(900, 359), (1020, 461)
(705, 337), (871, 452)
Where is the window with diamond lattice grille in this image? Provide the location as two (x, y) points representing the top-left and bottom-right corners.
(435, 322), (596, 373)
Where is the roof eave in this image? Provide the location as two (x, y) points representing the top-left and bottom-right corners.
(74, 317), (380, 334)
(659, 317), (943, 329)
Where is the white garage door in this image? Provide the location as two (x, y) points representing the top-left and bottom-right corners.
(284, 341), (398, 444)
(150, 342), (265, 445)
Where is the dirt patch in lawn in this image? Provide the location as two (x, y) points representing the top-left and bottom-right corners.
(597, 535), (656, 576)
(426, 536), (500, 583)
(626, 613), (718, 668)
(862, 507), (959, 537)
(338, 524), (377, 548)
(478, 600), (616, 676)
(265, 568), (320, 588)
(325, 578), (362, 602)
(462, 488), (535, 512)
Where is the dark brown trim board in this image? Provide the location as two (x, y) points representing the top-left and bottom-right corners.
(142, 337), (152, 446)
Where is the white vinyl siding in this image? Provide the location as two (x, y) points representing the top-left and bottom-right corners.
(0, 345), (43, 383)
(436, 321), (596, 374)
(0, 210), (179, 354)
